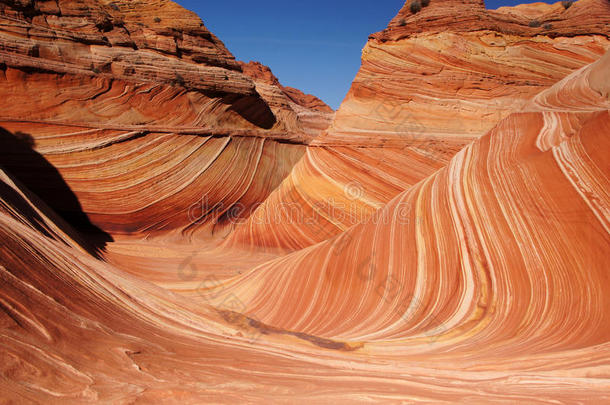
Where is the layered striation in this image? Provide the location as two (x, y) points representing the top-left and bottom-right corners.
(215, 52), (610, 340)
(0, 0), (267, 123)
(0, 0), (332, 242)
(1, 46), (609, 403)
(321, 0), (610, 149)
(1, 0), (610, 403)
(210, 52), (610, 398)
(238, 61), (334, 137)
(228, 0), (610, 252)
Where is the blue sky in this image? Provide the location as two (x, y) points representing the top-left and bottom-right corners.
(176, 1), (564, 109)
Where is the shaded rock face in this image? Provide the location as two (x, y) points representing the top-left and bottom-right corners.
(1, 0), (610, 403)
(0, 127), (111, 256)
(238, 61), (334, 113)
(238, 60), (334, 136)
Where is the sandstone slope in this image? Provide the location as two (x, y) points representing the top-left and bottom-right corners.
(1, 0), (610, 402)
(224, 0), (610, 253)
(1, 45), (608, 404)
(0, 0), (332, 244)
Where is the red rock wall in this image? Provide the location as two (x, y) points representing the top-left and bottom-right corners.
(0, 0), (331, 240)
(1, 0), (609, 402)
(225, 0), (609, 253)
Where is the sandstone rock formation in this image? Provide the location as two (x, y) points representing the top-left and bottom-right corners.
(235, 0), (610, 252)
(1, 0), (609, 402)
(322, 0), (609, 149)
(0, 0), (334, 242)
(238, 60), (334, 137)
(0, 0), (275, 126)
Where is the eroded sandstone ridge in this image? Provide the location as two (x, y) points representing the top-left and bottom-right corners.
(0, 0), (333, 240)
(238, 60), (334, 137)
(324, 0), (610, 146)
(1, 0), (610, 402)
(226, 0), (610, 252)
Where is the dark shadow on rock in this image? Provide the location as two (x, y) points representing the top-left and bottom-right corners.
(224, 94), (277, 129)
(0, 127), (112, 258)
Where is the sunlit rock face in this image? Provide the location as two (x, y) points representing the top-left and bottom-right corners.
(1, 0), (610, 403)
(321, 0), (610, 148)
(226, 0), (610, 252)
(0, 0), (332, 240)
(0, 0), (277, 128)
(217, 51), (610, 340)
(238, 61), (335, 137)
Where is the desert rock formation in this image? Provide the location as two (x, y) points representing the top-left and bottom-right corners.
(1, 0), (609, 403)
(323, 0), (609, 149)
(238, 60), (334, 137)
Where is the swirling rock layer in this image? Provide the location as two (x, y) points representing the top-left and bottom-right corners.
(321, 0), (610, 146)
(1, 0), (610, 403)
(0, 0), (333, 241)
(239, 0), (610, 253)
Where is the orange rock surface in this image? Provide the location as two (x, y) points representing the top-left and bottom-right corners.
(324, 0), (609, 147)
(238, 60), (335, 137)
(1, 0), (609, 403)
(241, 0), (610, 252)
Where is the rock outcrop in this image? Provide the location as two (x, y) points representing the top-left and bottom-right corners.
(1, 0), (609, 403)
(0, 0), (332, 240)
(0, 0), (335, 136)
(0, 0), (274, 126)
(228, 0), (609, 252)
(321, 0), (610, 148)
(238, 61), (334, 137)
(217, 48), (610, 349)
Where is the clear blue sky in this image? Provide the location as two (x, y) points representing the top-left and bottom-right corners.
(175, 0), (564, 109)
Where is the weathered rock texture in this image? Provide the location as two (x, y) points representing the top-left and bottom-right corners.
(243, 0), (610, 252)
(238, 61), (334, 137)
(1, 0), (609, 403)
(0, 0), (333, 241)
(321, 0), (610, 148)
(0, 0), (333, 137)
(0, 0), (275, 127)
